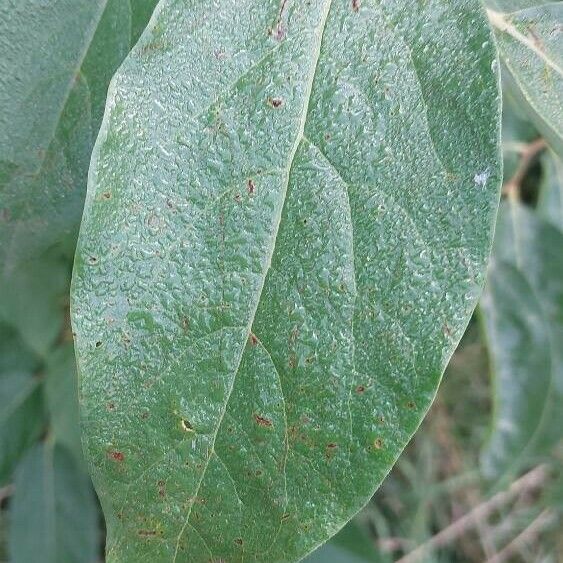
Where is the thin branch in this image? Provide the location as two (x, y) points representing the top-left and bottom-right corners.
(395, 465), (549, 563)
(485, 510), (556, 563)
(502, 138), (547, 200)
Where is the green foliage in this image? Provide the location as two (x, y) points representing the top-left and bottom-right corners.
(0, 0), (562, 561)
(488, 3), (563, 157)
(480, 201), (563, 479)
(9, 443), (99, 563)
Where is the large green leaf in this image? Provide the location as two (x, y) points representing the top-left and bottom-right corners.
(8, 442), (99, 563)
(72, 1), (501, 560)
(487, 4), (563, 157)
(480, 201), (563, 479)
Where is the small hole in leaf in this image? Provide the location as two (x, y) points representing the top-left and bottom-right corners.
(181, 419), (194, 432)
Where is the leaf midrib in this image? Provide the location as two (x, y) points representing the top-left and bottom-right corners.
(172, 1), (335, 557)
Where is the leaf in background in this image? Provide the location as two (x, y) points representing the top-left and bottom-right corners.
(0, 373), (44, 486)
(131, 0), (162, 44)
(305, 520), (379, 562)
(0, 248), (69, 357)
(480, 201), (563, 479)
(0, 0), (161, 355)
(45, 344), (84, 465)
(8, 442), (99, 563)
(0, 325), (45, 485)
(72, 1), (501, 560)
(0, 0), (160, 272)
(538, 150), (563, 230)
(0, 324), (39, 374)
(500, 93), (538, 180)
(487, 4), (563, 157)
(486, 1), (552, 12)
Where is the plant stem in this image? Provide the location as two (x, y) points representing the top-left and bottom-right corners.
(395, 465), (549, 563)
(485, 509), (556, 563)
(503, 138), (546, 200)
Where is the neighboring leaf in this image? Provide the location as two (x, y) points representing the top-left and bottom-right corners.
(0, 0), (132, 270)
(0, 372), (44, 486)
(72, 1), (501, 560)
(0, 0), (160, 354)
(0, 323), (39, 375)
(305, 520), (379, 562)
(45, 344), (84, 464)
(487, 0), (551, 11)
(8, 442), (99, 563)
(480, 201), (563, 479)
(538, 150), (563, 230)
(0, 324), (44, 485)
(487, 4), (563, 157)
(131, 0), (162, 44)
(0, 248), (69, 356)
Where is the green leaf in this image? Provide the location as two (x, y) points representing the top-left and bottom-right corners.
(72, 1), (501, 560)
(8, 442), (99, 563)
(480, 201), (563, 479)
(488, 4), (563, 157)
(0, 248), (69, 357)
(0, 0), (159, 356)
(0, 372), (44, 486)
(131, 0), (162, 44)
(0, 0), (132, 269)
(538, 150), (563, 230)
(305, 521), (379, 562)
(0, 324), (44, 485)
(45, 344), (84, 465)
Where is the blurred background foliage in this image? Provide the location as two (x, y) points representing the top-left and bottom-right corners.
(0, 0), (561, 562)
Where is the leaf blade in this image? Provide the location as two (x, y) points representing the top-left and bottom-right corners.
(73, 1), (502, 560)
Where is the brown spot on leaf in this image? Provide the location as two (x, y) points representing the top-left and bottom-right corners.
(249, 333), (258, 346)
(158, 480), (166, 497)
(352, 0), (361, 12)
(234, 538), (243, 546)
(247, 179), (256, 196)
(268, 96), (284, 108)
(406, 400), (416, 409)
(109, 450), (125, 462)
(356, 385), (366, 394)
(102, 191), (111, 199)
(373, 438), (383, 450)
(254, 414), (273, 428)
